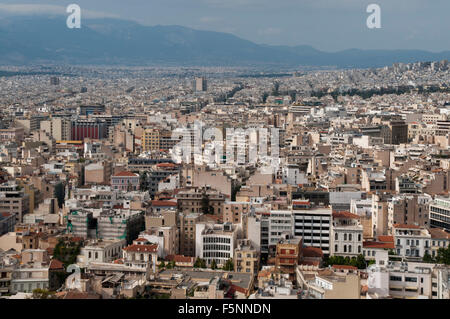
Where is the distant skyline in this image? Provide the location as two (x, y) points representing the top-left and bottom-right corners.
(0, 0), (449, 52)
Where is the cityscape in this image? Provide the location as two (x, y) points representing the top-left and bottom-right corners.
(0, 1), (449, 305)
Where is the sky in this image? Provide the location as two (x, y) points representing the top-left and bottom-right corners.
(0, 0), (449, 52)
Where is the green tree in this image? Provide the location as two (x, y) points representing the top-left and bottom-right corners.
(194, 258), (207, 269)
(210, 259), (217, 270)
(201, 193), (212, 215)
(423, 251), (434, 263)
(54, 182), (65, 209)
(436, 246), (450, 265)
(158, 261), (166, 269)
(223, 258), (234, 271)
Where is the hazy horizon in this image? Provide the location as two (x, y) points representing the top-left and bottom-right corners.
(0, 1), (449, 53)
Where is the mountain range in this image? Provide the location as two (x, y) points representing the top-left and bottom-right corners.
(0, 15), (449, 68)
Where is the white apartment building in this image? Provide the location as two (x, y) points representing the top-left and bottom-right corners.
(330, 212), (363, 257)
(196, 222), (237, 267)
(393, 224), (433, 260)
(367, 251), (435, 299)
(293, 207), (332, 255)
(429, 197), (450, 231)
(77, 239), (127, 267)
(281, 164), (308, 186)
(268, 210), (294, 250)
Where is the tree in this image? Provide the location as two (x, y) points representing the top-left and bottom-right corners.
(166, 260), (176, 269)
(423, 251), (434, 263)
(223, 258), (234, 271)
(435, 246), (450, 265)
(194, 258), (206, 269)
(54, 182), (65, 209)
(231, 184), (241, 202)
(210, 259), (217, 270)
(158, 261), (166, 269)
(201, 193), (212, 215)
(140, 171), (149, 191)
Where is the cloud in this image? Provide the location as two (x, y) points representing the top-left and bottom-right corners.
(0, 3), (119, 19)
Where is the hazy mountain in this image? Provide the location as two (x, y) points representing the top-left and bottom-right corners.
(0, 16), (449, 68)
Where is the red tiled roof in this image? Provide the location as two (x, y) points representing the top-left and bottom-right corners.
(302, 246), (324, 258)
(332, 265), (358, 270)
(428, 228), (450, 239)
(123, 244), (158, 253)
(151, 200), (177, 207)
(156, 163), (177, 168)
(49, 259), (64, 270)
(166, 254), (195, 263)
(363, 241), (395, 249)
(332, 211), (359, 219)
(113, 171), (138, 177)
(377, 235), (394, 243)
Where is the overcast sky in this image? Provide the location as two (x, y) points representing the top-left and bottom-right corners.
(0, 0), (449, 52)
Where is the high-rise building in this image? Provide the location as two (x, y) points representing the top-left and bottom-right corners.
(193, 77), (207, 92)
(429, 197), (450, 231)
(71, 119), (107, 140)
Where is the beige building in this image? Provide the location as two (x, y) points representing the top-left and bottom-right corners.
(296, 265), (361, 299)
(223, 201), (250, 224)
(234, 239), (259, 274)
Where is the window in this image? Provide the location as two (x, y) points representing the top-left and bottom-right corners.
(344, 234), (347, 241)
(344, 245), (347, 253)
(335, 245), (338, 252)
(390, 276), (402, 281)
(335, 233), (338, 240)
(405, 277), (417, 282)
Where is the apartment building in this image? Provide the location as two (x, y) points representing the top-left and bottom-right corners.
(429, 197), (450, 231)
(78, 239), (127, 267)
(111, 171), (140, 192)
(293, 207), (332, 255)
(366, 251), (435, 299)
(195, 222), (237, 267)
(330, 211), (363, 257)
(388, 195), (431, 231)
(268, 210), (294, 255)
(0, 183), (30, 224)
(275, 235), (303, 276)
(223, 201), (250, 224)
(176, 187), (226, 215)
(178, 212), (203, 257)
(234, 239), (259, 274)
